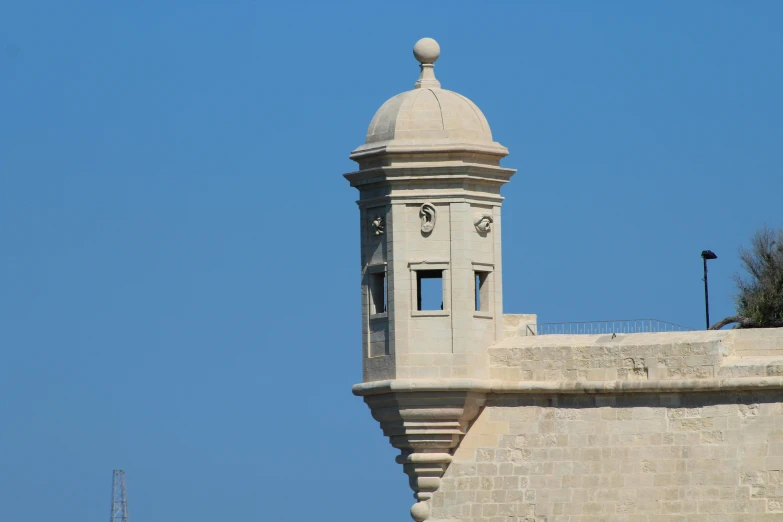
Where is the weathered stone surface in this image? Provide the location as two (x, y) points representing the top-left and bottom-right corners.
(489, 329), (783, 384)
(433, 390), (783, 521)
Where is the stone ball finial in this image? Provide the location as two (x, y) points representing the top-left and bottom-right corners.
(413, 38), (440, 65)
(410, 501), (430, 521)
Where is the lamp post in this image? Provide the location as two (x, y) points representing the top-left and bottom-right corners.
(701, 250), (718, 329)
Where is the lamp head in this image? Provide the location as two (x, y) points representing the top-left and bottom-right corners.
(701, 250), (718, 260)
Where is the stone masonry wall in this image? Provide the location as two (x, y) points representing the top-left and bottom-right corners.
(432, 390), (783, 522)
(427, 327), (783, 521)
(488, 329), (783, 384)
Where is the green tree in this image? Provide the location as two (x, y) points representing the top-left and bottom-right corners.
(711, 226), (783, 329)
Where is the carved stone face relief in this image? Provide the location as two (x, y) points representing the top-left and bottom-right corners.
(371, 215), (384, 236)
(474, 212), (493, 233)
(419, 203), (436, 234)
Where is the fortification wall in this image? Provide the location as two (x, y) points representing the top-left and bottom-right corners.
(429, 327), (783, 521)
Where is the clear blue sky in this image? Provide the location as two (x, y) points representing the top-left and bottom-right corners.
(1, 2), (781, 521)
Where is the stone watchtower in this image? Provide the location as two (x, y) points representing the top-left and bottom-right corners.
(345, 37), (514, 382)
(345, 38), (515, 521)
(348, 38), (783, 522)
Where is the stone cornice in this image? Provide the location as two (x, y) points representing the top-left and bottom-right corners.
(349, 140), (509, 162)
(353, 376), (783, 396)
(343, 164), (516, 189)
(354, 194), (505, 209)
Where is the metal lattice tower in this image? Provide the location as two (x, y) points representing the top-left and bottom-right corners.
(110, 470), (129, 522)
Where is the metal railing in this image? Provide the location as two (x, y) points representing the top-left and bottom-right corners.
(533, 319), (694, 336)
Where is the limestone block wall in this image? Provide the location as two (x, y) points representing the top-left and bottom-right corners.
(428, 327), (783, 521)
(487, 329), (783, 383)
(433, 390), (783, 521)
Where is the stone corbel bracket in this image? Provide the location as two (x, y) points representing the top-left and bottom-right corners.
(355, 387), (486, 521)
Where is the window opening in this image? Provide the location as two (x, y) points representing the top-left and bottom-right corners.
(416, 270), (443, 311)
(475, 271), (490, 312)
(369, 271), (386, 315)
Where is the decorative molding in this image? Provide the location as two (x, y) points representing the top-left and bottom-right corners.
(371, 215), (385, 236)
(353, 194), (506, 209)
(419, 203), (436, 234)
(348, 141), (511, 163)
(361, 391), (486, 521)
(353, 376), (783, 396)
(474, 212), (493, 233)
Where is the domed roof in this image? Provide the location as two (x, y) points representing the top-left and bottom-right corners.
(352, 38), (506, 158)
(365, 88), (493, 145)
